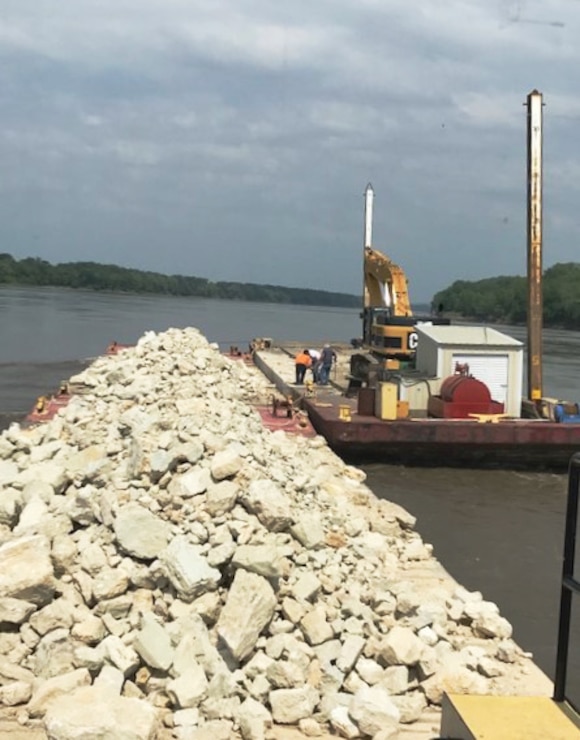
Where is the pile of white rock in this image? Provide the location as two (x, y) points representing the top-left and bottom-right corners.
(0, 328), (539, 740)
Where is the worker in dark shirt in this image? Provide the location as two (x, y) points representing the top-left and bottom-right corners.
(318, 344), (337, 385)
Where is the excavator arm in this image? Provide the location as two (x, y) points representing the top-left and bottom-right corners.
(363, 246), (413, 317)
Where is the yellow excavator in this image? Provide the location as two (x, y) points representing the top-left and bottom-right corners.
(349, 184), (448, 387)
(362, 244), (419, 361)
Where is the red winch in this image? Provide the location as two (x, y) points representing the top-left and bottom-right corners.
(428, 374), (505, 419)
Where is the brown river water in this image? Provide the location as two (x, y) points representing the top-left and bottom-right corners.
(1, 287), (579, 688)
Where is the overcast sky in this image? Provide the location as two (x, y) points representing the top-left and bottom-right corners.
(1, 0), (579, 301)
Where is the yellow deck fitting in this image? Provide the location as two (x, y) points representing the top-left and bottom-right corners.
(440, 693), (580, 739)
(338, 405), (352, 421)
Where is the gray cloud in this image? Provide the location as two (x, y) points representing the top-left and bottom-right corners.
(0, 0), (578, 300)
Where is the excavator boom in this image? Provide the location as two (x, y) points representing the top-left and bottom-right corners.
(363, 246), (413, 317)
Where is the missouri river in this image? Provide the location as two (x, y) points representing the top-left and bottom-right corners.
(1, 285), (578, 684)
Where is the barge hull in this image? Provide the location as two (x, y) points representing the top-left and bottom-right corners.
(305, 397), (580, 470)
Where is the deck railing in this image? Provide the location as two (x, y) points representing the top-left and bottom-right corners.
(554, 452), (580, 711)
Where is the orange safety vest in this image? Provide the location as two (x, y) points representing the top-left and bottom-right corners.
(295, 352), (311, 366)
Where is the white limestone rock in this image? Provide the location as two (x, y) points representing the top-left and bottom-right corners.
(101, 634), (140, 677)
(28, 598), (74, 636)
(216, 570), (277, 662)
(43, 685), (159, 739)
(17, 462), (69, 495)
(0, 487), (21, 526)
(211, 447), (244, 481)
(377, 625), (424, 666)
(337, 635), (365, 674)
(329, 705), (361, 738)
(348, 685), (400, 736)
(0, 460), (18, 485)
(354, 648), (383, 680)
(290, 513), (325, 550)
(204, 481), (239, 516)
(238, 697), (273, 740)
(167, 664), (208, 709)
(269, 686), (319, 724)
(291, 573), (322, 603)
(300, 606), (334, 646)
(0, 596), (36, 626)
(28, 668), (91, 717)
(231, 543), (285, 578)
(0, 535), (55, 606)
(169, 467), (212, 498)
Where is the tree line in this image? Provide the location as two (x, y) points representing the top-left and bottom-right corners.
(432, 263), (580, 329)
(0, 254), (360, 308)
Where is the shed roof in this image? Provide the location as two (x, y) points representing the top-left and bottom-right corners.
(416, 324), (523, 348)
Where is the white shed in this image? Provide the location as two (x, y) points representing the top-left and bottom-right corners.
(415, 325), (524, 417)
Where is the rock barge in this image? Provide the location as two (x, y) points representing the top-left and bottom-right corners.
(0, 328), (558, 739)
(252, 339), (580, 471)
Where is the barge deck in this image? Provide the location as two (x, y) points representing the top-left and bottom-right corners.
(254, 343), (580, 470)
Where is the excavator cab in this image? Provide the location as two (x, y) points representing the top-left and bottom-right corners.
(363, 307), (420, 360)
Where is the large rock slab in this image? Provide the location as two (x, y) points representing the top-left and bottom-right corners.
(241, 479), (294, 532)
(216, 570), (277, 662)
(114, 503), (171, 560)
(0, 535), (55, 606)
(43, 685), (159, 739)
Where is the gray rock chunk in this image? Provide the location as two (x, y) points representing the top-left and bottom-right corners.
(290, 513), (325, 550)
(114, 503), (171, 560)
(231, 544), (285, 578)
(134, 613), (174, 672)
(159, 537), (221, 602)
(241, 478), (294, 532)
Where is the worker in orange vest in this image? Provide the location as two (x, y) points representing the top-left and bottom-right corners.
(294, 350), (311, 385)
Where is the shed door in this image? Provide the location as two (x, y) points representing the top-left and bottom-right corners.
(451, 354), (509, 404)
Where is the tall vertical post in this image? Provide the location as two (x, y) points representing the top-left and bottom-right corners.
(363, 183), (374, 309)
(526, 90), (543, 402)
(364, 183), (374, 249)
